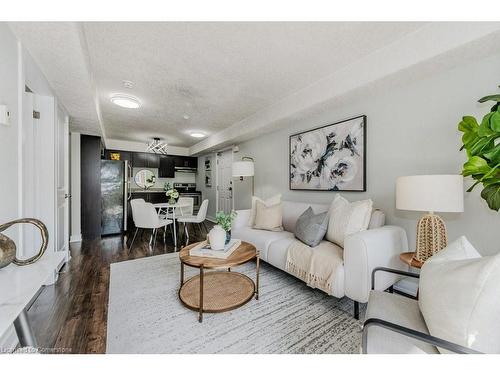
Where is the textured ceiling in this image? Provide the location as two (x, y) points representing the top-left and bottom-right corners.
(8, 22), (102, 136)
(9, 22), (426, 147)
(83, 22), (425, 146)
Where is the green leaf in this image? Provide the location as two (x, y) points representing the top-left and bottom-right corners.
(478, 112), (494, 136)
(481, 183), (500, 211)
(478, 94), (500, 103)
(484, 144), (500, 164)
(462, 156), (491, 177)
(469, 135), (495, 156)
(490, 111), (500, 132)
(458, 116), (479, 132)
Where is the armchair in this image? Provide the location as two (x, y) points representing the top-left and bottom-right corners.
(362, 268), (482, 354)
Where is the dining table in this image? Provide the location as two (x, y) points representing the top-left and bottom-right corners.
(153, 201), (191, 250)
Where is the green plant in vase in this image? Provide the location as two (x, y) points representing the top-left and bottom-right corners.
(215, 210), (237, 244)
(458, 87), (500, 211)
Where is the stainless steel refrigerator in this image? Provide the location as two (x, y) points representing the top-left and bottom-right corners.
(101, 160), (129, 235)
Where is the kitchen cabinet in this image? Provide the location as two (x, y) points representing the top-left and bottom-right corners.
(132, 152), (148, 168)
(159, 156), (175, 178)
(173, 156), (197, 170)
(146, 153), (160, 168)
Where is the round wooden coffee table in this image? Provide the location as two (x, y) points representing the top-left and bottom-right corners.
(178, 241), (259, 322)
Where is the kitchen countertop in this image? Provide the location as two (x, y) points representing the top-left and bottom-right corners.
(131, 189), (166, 193)
(130, 189), (201, 194)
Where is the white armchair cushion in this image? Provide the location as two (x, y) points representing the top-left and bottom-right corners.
(365, 291), (439, 354)
(419, 236), (500, 353)
(326, 194), (373, 247)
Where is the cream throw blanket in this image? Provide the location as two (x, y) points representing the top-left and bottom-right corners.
(285, 239), (343, 295)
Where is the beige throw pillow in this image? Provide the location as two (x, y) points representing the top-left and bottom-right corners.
(326, 194), (373, 247)
(248, 194), (282, 227)
(253, 201), (283, 232)
(419, 236), (500, 354)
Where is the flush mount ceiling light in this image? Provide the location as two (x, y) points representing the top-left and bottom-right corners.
(110, 94), (141, 109)
(146, 137), (168, 154)
(190, 132), (205, 138)
(183, 114), (190, 120)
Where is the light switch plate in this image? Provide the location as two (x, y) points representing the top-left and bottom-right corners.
(0, 105), (10, 126)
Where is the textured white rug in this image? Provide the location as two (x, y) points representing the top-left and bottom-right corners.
(107, 253), (364, 353)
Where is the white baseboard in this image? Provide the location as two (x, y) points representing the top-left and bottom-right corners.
(70, 234), (82, 243)
(206, 216), (216, 223)
(0, 325), (18, 353)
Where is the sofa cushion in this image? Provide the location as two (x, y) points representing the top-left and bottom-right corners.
(326, 195), (373, 247)
(248, 194), (282, 227)
(294, 207), (329, 247)
(419, 236), (500, 354)
(253, 201), (283, 232)
(365, 291), (439, 354)
(281, 201), (329, 233)
(232, 226), (294, 261)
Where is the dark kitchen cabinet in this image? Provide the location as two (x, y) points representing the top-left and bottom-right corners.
(133, 152), (160, 168)
(146, 153), (160, 168)
(159, 156), (175, 178)
(173, 156), (197, 170)
(132, 152), (148, 168)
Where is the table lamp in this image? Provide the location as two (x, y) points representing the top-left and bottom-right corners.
(232, 157), (255, 195)
(396, 175), (464, 262)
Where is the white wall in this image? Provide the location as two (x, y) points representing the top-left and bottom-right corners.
(230, 52), (500, 256)
(0, 23), (69, 349)
(0, 24), (20, 244)
(70, 132), (81, 242)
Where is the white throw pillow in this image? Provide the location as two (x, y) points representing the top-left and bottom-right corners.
(253, 201), (283, 232)
(248, 194), (282, 227)
(325, 194), (373, 247)
(419, 236), (500, 353)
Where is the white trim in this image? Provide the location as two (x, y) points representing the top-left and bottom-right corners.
(205, 216), (216, 223)
(70, 234), (82, 243)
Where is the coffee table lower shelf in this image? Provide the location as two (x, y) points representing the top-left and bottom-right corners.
(179, 271), (256, 322)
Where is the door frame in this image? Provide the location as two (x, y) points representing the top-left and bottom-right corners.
(215, 147), (234, 214)
(55, 105), (70, 260)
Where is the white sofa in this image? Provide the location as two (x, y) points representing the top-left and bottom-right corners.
(232, 200), (408, 318)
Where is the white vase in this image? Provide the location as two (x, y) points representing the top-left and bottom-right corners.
(208, 225), (226, 251)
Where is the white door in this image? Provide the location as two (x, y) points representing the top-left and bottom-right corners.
(20, 91), (56, 259)
(56, 106), (70, 257)
(216, 150), (233, 214)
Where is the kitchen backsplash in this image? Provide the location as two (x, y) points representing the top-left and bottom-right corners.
(131, 167), (196, 190)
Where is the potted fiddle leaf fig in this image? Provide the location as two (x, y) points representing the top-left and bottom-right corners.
(458, 87), (500, 211)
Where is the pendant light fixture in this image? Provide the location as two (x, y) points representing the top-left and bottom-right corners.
(146, 137), (168, 154)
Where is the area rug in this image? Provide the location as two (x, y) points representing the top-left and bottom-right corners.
(107, 253), (365, 353)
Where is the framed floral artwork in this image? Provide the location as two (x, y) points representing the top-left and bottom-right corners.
(289, 115), (366, 191)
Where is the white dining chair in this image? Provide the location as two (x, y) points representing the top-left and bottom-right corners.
(177, 199), (209, 246)
(129, 200), (173, 250)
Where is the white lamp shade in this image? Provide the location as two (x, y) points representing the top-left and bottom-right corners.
(396, 175), (464, 213)
(232, 160), (254, 177)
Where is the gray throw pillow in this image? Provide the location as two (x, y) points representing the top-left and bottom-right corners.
(294, 207), (329, 247)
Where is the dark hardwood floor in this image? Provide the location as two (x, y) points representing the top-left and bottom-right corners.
(26, 222), (213, 354)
